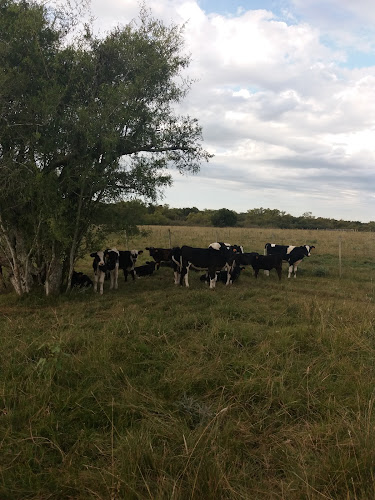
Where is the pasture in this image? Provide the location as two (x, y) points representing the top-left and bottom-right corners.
(1, 226), (375, 499)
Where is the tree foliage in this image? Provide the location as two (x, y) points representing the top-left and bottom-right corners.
(211, 208), (238, 227)
(0, 0), (211, 294)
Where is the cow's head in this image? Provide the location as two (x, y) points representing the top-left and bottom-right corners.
(305, 245), (315, 257)
(90, 251), (107, 273)
(130, 249), (143, 265)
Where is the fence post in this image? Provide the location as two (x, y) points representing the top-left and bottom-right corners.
(168, 228), (172, 248)
(124, 230), (129, 250)
(338, 236), (342, 278)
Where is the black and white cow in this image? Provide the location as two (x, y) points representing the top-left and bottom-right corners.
(264, 243), (315, 278)
(145, 247), (172, 270)
(133, 261), (157, 277)
(172, 245), (239, 289)
(71, 271), (93, 289)
(90, 248), (119, 294)
(208, 242), (244, 284)
(118, 250), (143, 281)
(200, 265), (245, 285)
(90, 251), (107, 294)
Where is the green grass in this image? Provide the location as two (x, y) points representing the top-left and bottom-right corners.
(1, 227), (375, 498)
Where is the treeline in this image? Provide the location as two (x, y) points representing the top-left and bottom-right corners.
(102, 201), (375, 232)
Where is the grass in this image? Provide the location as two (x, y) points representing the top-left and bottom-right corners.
(1, 226), (375, 499)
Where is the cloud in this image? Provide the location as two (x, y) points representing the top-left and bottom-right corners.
(88, 0), (375, 221)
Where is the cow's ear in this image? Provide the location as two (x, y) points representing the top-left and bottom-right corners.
(90, 253), (96, 257)
(138, 250), (143, 254)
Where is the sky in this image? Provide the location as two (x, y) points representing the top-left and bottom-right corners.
(87, 0), (375, 222)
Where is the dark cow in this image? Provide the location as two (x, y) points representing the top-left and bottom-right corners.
(264, 243), (315, 278)
(71, 271), (93, 289)
(172, 245), (239, 289)
(251, 254), (283, 280)
(90, 248), (119, 294)
(119, 249), (143, 281)
(234, 251), (282, 280)
(133, 261), (157, 277)
(145, 247), (172, 270)
(200, 265), (245, 285)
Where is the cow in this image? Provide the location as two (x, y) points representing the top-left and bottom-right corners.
(200, 265), (245, 285)
(71, 271), (93, 289)
(118, 249), (143, 281)
(90, 248), (119, 294)
(264, 243), (315, 278)
(133, 261), (157, 277)
(145, 247), (172, 270)
(172, 245), (239, 289)
(90, 251), (107, 294)
(251, 254), (283, 280)
(208, 242), (244, 284)
(233, 251), (282, 280)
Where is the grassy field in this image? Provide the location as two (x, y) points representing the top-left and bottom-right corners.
(1, 226), (375, 499)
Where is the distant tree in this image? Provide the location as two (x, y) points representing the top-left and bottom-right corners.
(211, 208), (238, 227)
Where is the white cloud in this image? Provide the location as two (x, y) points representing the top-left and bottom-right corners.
(87, 0), (375, 221)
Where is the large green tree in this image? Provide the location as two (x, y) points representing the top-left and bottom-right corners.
(0, 0), (211, 294)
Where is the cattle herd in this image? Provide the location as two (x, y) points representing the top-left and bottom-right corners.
(73, 242), (315, 294)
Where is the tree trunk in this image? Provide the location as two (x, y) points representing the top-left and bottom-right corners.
(45, 256), (63, 296)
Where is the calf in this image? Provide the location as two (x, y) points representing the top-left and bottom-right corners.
(174, 245), (239, 289)
(251, 254), (283, 280)
(71, 271), (93, 289)
(133, 261), (157, 277)
(145, 247), (172, 270)
(119, 249), (143, 281)
(200, 265), (245, 285)
(264, 243), (315, 278)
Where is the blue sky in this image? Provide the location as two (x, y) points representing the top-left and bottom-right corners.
(90, 0), (375, 222)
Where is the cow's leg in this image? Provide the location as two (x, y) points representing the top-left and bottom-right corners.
(93, 273), (99, 292)
(184, 269), (189, 287)
(99, 271), (105, 295)
(293, 259), (302, 278)
(277, 266), (282, 280)
(208, 268), (216, 289)
(288, 264), (294, 278)
(254, 269), (259, 279)
(179, 265), (188, 287)
(225, 263), (233, 285)
(110, 266), (119, 289)
(114, 265), (119, 289)
(174, 270), (180, 285)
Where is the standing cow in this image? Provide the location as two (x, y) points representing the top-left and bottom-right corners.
(90, 248), (119, 294)
(172, 245), (239, 289)
(264, 243), (315, 278)
(119, 250), (143, 281)
(145, 247), (171, 270)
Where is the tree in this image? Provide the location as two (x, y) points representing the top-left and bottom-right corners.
(0, 0), (211, 295)
(211, 208), (238, 227)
